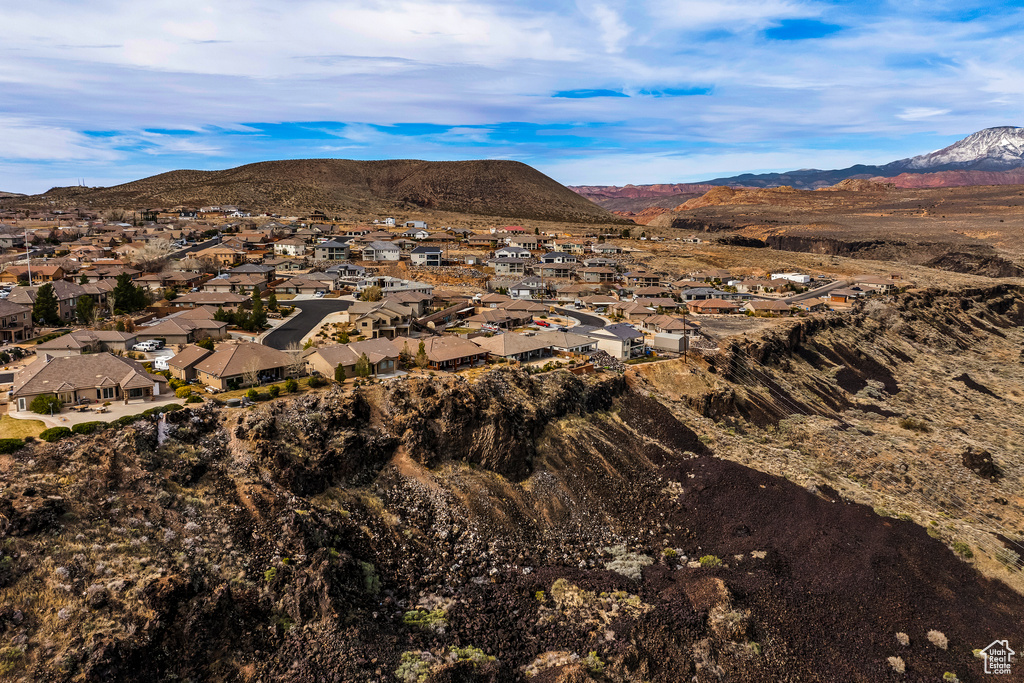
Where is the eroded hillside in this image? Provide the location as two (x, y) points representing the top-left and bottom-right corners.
(0, 287), (1023, 682)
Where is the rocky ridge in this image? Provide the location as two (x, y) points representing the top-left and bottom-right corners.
(0, 288), (1022, 681)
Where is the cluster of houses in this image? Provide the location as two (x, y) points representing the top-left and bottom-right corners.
(1, 204), (912, 415)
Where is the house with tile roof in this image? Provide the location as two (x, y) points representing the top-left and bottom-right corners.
(35, 330), (137, 357)
(193, 341), (292, 390)
(11, 352), (168, 411)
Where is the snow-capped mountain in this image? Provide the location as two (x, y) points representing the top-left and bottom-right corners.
(888, 126), (1024, 172)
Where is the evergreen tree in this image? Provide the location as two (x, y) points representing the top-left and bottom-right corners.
(213, 306), (231, 323)
(75, 295), (94, 324)
(334, 363), (347, 382)
(267, 291), (278, 312)
(354, 353), (372, 378)
(79, 273), (89, 285)
(339, 329), (350, 343)
(251, 289), (267, 330)
(32, 283), (60, 325)
(112, 273), (144, 313)
(400, 341), (412, 367)
(415, 341), (428, 369)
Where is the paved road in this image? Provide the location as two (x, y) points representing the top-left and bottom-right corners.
(781, 279), (851, 303)
(168, 236), (220, 260)
(552, 307), (605, 328)
(262, 300), (355, 349)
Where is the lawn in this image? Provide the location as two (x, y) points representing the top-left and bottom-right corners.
(0, 415), (47, 439)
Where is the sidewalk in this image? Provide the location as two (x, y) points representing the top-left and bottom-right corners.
(6, 394), (188, 429)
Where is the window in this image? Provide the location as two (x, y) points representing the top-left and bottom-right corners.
(99, 387), (115, 399)
(127, 388), (145, 399)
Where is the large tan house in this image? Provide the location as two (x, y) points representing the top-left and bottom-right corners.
(11, 353), (168, 411)
(193, 342), (292, 390)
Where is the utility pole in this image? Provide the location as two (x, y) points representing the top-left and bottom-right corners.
(24, 228), (31, 285)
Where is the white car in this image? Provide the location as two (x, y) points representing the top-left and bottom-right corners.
(132, 341), (159, 352)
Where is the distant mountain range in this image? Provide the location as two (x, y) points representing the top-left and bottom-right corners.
(6, 159), (624, 224)
(573, 126), (1024, 196)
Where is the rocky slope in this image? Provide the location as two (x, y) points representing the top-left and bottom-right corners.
(2, 287), (1024, 682)
(5, 159), (624, 224)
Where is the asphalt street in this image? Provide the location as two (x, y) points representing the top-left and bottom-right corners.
(552, 307), (605, 327)
(262, 299), (354, 349)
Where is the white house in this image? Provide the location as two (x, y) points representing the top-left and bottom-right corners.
(273, 238), (307, 257)
(771, 272), (811, 284)
(495, 246), (531, 259)
(361, 241), (401, 261)
(410, 246), (443, 266)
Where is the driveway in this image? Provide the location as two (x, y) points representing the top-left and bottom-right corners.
(0, 373), (13, 384)
(167, 236), (220, 260)
(782, 279), (850, 303)
(552, 307), (606, 328)
(262, 299), (355, 349)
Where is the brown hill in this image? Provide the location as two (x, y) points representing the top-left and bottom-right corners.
(570, 182), (729, 199)
(0, 191), (25, 199)
(22, 159), (624, 224)
(874, 168), (1024, 188)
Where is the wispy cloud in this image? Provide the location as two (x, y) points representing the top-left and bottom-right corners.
(1, 0), (1023, 191)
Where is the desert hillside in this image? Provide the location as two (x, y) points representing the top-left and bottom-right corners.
(10, 159), (623, 224)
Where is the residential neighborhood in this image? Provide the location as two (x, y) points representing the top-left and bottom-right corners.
(0, 206), (912, 425)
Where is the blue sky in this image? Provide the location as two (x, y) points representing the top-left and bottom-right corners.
(1, 0), (1023, 193)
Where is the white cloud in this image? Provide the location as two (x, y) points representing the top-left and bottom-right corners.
(0, 118), (121, 162)
(897, 107), (952, 121)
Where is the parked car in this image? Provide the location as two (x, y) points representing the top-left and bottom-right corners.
(534, 320), (550, 327)
(314, 290), (326, 298)
(132, 341), (158, 352)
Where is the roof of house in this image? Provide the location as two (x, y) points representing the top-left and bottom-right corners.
(347, 338), (400, 364)
(689, 298), (739, 309)
(473, 333), (550, 357)
(363, 241), (400, 251)
(194, 342), (291, 377)
(174, 292), (249, 305)
(13, 352), (164, 398)
(35, 330), (136, 351)
(305, 343), (361, 368)
(534, 330), (597, 349)
(393, 335), (483, 363)
(168, 345), (213, 370)
(0, 299), (29, 316)
(411, 246), (443, 254)
(743, 300), (792, 311)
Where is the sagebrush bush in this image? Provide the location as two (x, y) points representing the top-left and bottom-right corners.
(71, 421), (106, 435)
(0, 439), (24, 454)
(39, 427), (73, 443)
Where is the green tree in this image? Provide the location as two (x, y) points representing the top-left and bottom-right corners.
(75, 295), (94, 324)
(29, 394), (62, 415)
(334, 362), (348, 382)
(360, 286), (382, 302)
(251, 289), (267, 330)
(32, 283), (60, 325)
(620, 228), (631, 239)
(79, 273), (89, 284)
(196, 338), (215, 351)
(415, 341), (428, 369)
(399, 341), (412, 367)
(338, 329), (350, 344)
(267, 291), (278, 312)
(213, 306), (231, 323)
(354, 353), (372, 378)
(112, 273), (145, 313)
